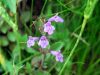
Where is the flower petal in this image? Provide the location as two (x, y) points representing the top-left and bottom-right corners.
(38, 36), (49, 48)
(48, 15), (64, 22)
(27, 36), (39, 48)
(44, 22), (55, 35)
(50, 50), (63, 62)
(50, 51), (58, 56)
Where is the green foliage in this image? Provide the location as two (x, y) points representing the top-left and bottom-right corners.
(51, 41), (64, 50)
(7, 32), (16, 42)
(0, 0), (100, 75)
(0, 24), (10, 34)
(0, 36), (9, 46)
(25, 62), (32, 73)
(1, 0), (16, 13)
(84, 0), (99, 18)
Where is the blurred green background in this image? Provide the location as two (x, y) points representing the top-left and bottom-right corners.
(0, 0), (100, 75)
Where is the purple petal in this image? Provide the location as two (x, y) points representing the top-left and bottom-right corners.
(48, 16), (55, 22)
(48, 15), (64, 22)
(44, 22), (55, 35)
(27, 36), (34, 47)
(50, 50), (63, 62)
(55, 54), (63, 62)
(32, 37), (39, 41)
(54, 16), (64, 22)
(27, 36), (39, 48)
(38, 36), (49, 48)
(48, 26), (55, 35)
(50, 51), (58, 56)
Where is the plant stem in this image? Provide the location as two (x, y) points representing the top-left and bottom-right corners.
(40, 0), (47, 16)
(30, 0), (34, 25)
(58, 17), (87, 75)
(84, 59), (100, 75)
(0, 2), (21, 62)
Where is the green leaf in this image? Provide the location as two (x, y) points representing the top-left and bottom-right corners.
(31, 55), (43, 66)
(0, 17), (4, 27)
(0, 36), (9, 46)
(21, 11), (31, 23)
(0, 24), (10, 34)
(18, 34), (28, 49)
(26, 62), (32, 73)
(2, 0), (16, 13)
(7, 32), (16, 42)
(45, 3), (52, 17)
(6, 61), (13, 74)
(51, 41), (64, 50)
(49, 26), (69, 41)
(19, 34), (28, 42)
(12, 45), (20, 59)
(26, 48), (39, 54)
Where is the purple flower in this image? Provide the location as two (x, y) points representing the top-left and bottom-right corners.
(38, 36), (49, 48)
(27, 36), (39, 48)
(48, 15), (64, 22)
(44, 22), (55, 35)
(50, 50), (63, 62)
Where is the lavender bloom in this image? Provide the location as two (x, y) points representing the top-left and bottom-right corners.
(48, 15), (64, 22)
(38, 36), (49, 48)
(44, 22), (55, 35)
(27, 36), (39, 48)
(50, 50), (63, 62)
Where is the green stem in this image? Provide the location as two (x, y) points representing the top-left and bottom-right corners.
(48, 62), (57, 72)
(30, 0), (34, 25)
(23, 22), (32, 34)
(0, 2), (21, 62)
(57, 0), (83, 16)
(58, 17), (87, 75)
(15, 4), (21, 62)
(40, 0), (47, 16)
(84, 59), (100, 75)
(18, 53), (40, 65)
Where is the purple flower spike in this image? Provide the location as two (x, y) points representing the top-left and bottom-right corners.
(48, 15), (64, 22)
(50, 50), (63, 62)
(44, 22), (55, 35)
(27, 36), (39, 48)
(38, 36), (49, 48)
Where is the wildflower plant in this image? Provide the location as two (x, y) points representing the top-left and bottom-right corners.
(0, 0), (99, 74)
(27, 14), (64, 63)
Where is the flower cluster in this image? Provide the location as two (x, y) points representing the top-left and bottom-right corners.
(44, 15), (64, 35)
(27, 36), (49, 48)
(27, 14), (64, 62)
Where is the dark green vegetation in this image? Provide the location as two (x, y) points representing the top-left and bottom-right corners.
(0, 0), (100, 75)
